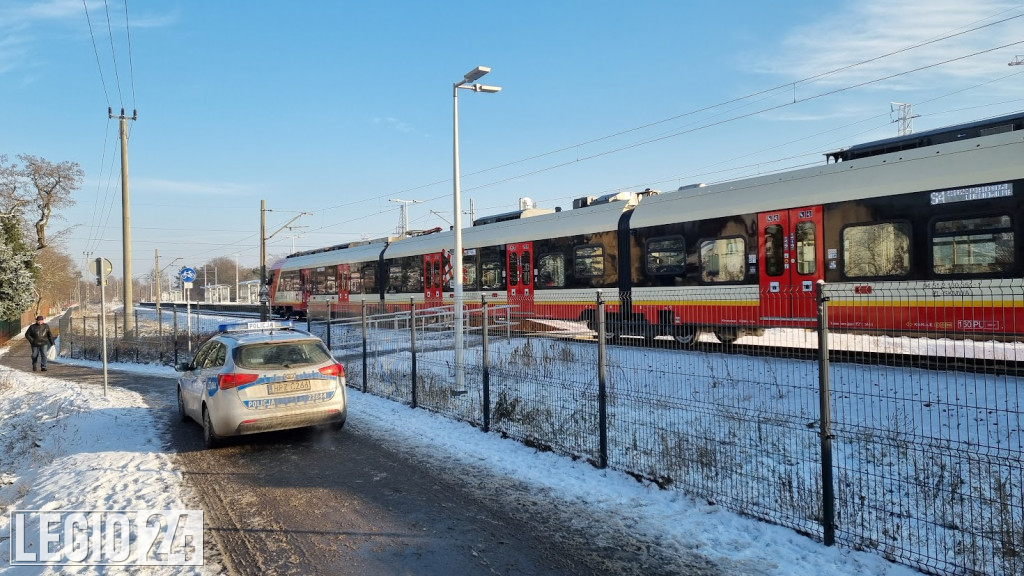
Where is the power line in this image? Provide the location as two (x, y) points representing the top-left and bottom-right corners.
(102, 0), (124, 108)
(81, 0), (110, 107)
(123, 0), (138, 110)
(310, 11), (1024, 220)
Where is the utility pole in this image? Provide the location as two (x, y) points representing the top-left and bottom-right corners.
(260, 201), (312, 320)
(390, 198), (423, 236)
(890, 102), (917, 136)
(110, 107), (138, 323)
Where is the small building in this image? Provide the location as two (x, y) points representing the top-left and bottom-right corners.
(203, 284), (232, 303)
(237, 280), (262, 304)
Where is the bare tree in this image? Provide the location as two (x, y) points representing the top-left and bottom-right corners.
(33, 245), (78, 314)
(17, 154), (82, 249)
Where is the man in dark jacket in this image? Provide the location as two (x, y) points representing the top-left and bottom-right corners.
(25, 315), (55, 372)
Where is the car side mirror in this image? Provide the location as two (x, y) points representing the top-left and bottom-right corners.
(175, 362), (193, 372)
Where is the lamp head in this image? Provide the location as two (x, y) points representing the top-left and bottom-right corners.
(463, 66), (491, 84)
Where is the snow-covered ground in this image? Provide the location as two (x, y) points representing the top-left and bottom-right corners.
(0, 334), (923, 575)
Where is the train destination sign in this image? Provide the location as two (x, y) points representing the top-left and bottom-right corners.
(930, 183), (1012, 205)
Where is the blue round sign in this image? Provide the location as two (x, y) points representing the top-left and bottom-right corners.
(179, 267), (197, 282)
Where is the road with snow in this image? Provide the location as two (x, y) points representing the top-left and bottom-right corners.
(0, 338), (723, 576)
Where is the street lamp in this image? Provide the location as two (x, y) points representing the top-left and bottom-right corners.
(453, 65), (501, 389)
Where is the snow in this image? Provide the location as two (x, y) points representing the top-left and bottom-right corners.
(0, 337), (923, 575)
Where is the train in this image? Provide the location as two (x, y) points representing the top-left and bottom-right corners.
(268, 112), (1024, 344)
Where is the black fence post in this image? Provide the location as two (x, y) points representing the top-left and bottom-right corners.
(816, 280), (836, 546)
(597, 290), (608, 470)
(361, 300), (368, 394)
(134, 309), (140, 363)
(113, 312), (119, 363)
(172, 304), (179, 366)
(325, 302), (332, 350)
(481, 295), (490, 433)
(410, 298), (417, 409)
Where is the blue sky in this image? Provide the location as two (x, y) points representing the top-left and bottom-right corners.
(2, 0), (1023, 279)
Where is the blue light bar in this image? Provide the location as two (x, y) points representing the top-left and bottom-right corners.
(218, 320), (294, 333)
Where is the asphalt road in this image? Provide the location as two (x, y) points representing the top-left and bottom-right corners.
(2, 339), (723, 576)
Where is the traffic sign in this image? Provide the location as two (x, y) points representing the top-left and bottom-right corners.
(179, 267), (197, 283)
(258, 285), (270, 303)
(89, 258), (113, 277)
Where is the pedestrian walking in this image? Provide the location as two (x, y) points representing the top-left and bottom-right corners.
(25, 315), (55, 372)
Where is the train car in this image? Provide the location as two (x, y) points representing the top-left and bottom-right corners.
(270, 112), (1024, 342)
(626, 115), (1024, 343)
(268, 237), (396, 318)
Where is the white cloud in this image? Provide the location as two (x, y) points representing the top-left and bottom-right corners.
(132, 178), (254, 197)
(756, 0), (1024, 89)
(372, 116), (414, 133)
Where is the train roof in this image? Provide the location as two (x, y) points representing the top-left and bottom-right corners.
(826, 111), (1024, 162)
(383, 194), (640, 259)
(630, 128), (1024, 230)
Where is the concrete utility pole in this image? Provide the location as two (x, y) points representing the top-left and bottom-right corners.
(110, 107), (138, 322)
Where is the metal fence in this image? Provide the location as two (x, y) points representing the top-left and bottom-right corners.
(304, 284), (1023, 576)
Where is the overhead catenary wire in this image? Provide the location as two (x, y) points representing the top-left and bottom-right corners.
(311, 11), (1024, 219)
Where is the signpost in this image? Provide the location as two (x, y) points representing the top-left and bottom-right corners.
(91, 257), (113, 396)
(180, 267), (196, 353)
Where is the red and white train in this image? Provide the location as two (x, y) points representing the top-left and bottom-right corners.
(269, 113), (1024, 343)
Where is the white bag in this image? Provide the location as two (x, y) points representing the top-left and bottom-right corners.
(46, 343), (56, 361)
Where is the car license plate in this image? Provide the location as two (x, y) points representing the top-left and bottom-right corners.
(267, 381), (311, 395)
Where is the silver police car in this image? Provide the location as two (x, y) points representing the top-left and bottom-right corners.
(176, 321), (347, 448)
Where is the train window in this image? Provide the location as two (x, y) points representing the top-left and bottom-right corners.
(520, 250), (532, 286)
(429, 260), (441, 289)
(481, 260), (503, 290)
(537, 253), (566, 287)
(310, 266), (337, 295)
(842, 222), (910, 278)
(932, 215), (1014, 275)
(361, 265), (378, 294)
(795, 221), (816, 275)
(574, 245), (605, 278)
(278, 270), (301, 292)
(348, 269), (363, 294)
(463, 261), (478, 290)
(646, 236), (686, 275)
(763, 226), (784, 277)
(508, 253), (520, 286)
(700, 237), (746, 283)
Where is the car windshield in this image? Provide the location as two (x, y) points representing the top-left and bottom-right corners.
(234, 340), (332, 370)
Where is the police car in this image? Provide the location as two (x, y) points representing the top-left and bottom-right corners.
(175, 320), (347, 448)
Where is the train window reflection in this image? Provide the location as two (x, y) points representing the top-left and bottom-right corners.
(481, 260), (503, 290)
(538, 253), (565, 287)
(700, 237), (745, 283)
(646, 236), (686, 275)
(521, 250), (532, 286)
(933, 215), (1013, 275)
(763, 226), (784, 277)
(574, 245), (604, 278)
(508, 253), (520, 285)
(842, 222), (910, 278)
(795, 222), (816, 275)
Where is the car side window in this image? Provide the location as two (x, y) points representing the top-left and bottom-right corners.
(192, 341), (217, 369)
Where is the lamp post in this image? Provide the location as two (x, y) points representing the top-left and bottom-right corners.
(453, 66), (501, 389)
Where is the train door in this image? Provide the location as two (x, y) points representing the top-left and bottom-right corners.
(758, 206), (824, 323)
(337, 264), (350, 303)
(506, 242), (535, 314)
(423, 252), (446, 308)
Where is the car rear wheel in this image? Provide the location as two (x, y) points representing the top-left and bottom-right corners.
(202, 406), (219, 449)
(177, 388), (188, 422)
